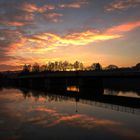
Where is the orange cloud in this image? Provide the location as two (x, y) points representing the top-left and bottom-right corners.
(0, 12), (34, 27)
(6, 21), (27, 26)
(21, 2), (55, 13)
(1, 20), (28, 27)
(106, 20), (140, 33)
(4, 27), (123, 59)
(59, 4), (81, 8)
(105, 0), (140, 12)
(59, 0), (88, 9)
(27, 30), (121, 49)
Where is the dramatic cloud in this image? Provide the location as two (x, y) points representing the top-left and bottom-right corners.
(105, 0), (140, 12)
(25, 20), (140, 50)
(27, 30), (120, 49)
(1, 19), (140, 69)
(59, 0), (89, 9)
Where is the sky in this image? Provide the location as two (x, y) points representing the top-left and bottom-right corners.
(0, 0), (140, 71)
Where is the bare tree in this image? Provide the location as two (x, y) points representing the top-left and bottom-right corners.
(40, 65), (47, 72)
(134, 63), (140, 70)
(73, 61), (80, 71)
(105, 64), (118, 70)
(91, 63), (102, 71)
(22, 64), (31, 73)
(32, 63), (40, 72)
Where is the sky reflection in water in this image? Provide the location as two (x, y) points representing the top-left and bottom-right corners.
(104, 89), (140, 98)
(0, 88), (140, 140)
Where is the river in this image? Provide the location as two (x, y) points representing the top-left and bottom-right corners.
(0, 87), (140, 140)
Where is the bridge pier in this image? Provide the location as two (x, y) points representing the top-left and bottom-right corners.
(44, 78), (67, 91)
(79, 77), (103, 96)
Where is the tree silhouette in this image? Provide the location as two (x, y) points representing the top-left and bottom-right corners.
(134, 63), (140, 70)
(32, 63), (40, 72)
(105, 64), (118, 70)
(40, 65), (47, 72)
(62, 61), (69, 71)
(91, 63), (102, 71)
(22, 64), (31, 73)
(73, 61), (81, 71)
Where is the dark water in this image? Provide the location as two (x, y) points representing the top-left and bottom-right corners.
(0, 88), (140, 140)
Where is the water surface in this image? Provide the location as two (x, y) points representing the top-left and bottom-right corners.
(0, 88), (140, 140)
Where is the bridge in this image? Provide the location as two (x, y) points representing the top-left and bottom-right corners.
(1, 70), (140, 98)
(7, 71), (139, 93)
(1, 70), (140, 109)
(16, 70), (140, 79)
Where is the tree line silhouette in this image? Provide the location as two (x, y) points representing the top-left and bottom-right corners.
(22, 61), (110, 73)
(22, 61), (126, 73)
